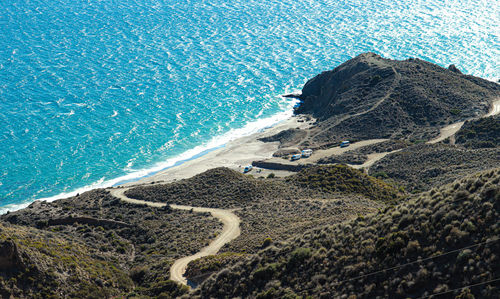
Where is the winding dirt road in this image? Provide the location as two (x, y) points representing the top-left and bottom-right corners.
(427, 121), (465, 145)
(108, 188), (241, 286)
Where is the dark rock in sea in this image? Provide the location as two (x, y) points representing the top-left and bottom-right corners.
(448, 64), (462, 74)
(281, 93), (302, 98)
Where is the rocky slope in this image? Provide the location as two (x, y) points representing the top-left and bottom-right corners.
(293, 53), (499, 147)
(195, 168), (500, 298)
(455, 115), (500, 148)
(369, 143), (500, 193)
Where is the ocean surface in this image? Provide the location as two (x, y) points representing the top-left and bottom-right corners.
(0, 0), (498, 213)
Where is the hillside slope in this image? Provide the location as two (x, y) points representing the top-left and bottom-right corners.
(124, 167), (308, 208)
(295, 52), (499, 145)
(370, 143), (499, 192)
(196, 168), (500, 298)
(0, 222), (133, 298)
(455, 115), (500, 148)
(286, 165), (400, 203)
(124, 166), (398, 254)
(0, 189), (222, 298)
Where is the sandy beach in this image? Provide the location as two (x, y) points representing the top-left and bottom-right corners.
(122, 114), (313, 186)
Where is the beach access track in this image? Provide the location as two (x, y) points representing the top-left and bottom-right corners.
(108, 188), (241, 287)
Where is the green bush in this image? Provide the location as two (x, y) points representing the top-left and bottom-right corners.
(253, 263), (278, 281)
(130, 266), (148, 283)
(370, 75), (382, 85)
(288, 247), (312, 267)
(373, 171), (389, 179)
(262, 237), (272, 248)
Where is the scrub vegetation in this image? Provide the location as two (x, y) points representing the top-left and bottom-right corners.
(195, 169), (500, 298)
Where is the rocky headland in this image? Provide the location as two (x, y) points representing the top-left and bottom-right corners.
(292, 52), (499, 147)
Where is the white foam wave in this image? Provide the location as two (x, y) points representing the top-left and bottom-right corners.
(0, 98), (298, 214)
(0, 202), (32, 215)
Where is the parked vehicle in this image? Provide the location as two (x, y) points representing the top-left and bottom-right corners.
(301, 149), (313, 158)
(340, 141), (350, 148)
(291, 154), (302, 161)
(243, 165), (253, 173)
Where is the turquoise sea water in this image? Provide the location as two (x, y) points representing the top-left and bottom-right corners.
(0, 0), (498, 212)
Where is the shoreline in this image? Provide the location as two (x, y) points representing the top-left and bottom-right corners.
(121, 114), (313, 187)
(129, 98), (500, 187)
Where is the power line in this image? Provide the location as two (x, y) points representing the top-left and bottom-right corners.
(287, 237), (499, 294)
(417, 277), (500, 299)
(328, 237), (499, 287)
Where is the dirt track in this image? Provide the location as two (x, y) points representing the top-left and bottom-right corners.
(108, 188), (241, 286)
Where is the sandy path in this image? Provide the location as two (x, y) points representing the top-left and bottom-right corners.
(168, 205), (240, 285)
(352, 122), (466, 170)
(427, 121), (465, 144)
(307, 139), (388, 162)
(263, 139), (388, 166)
(350, 149), (402, 170)
(485, 98), (500, 117)
(108, 188), (241, 286)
